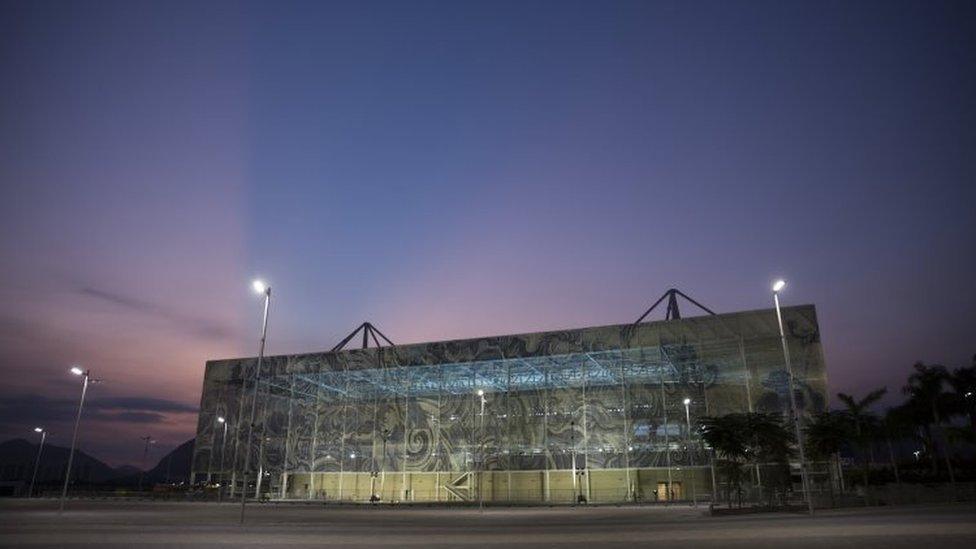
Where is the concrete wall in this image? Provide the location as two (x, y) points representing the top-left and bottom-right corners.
(282, 466), (714, 504)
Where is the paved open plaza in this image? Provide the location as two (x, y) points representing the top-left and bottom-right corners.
(1, 500), (975, 548)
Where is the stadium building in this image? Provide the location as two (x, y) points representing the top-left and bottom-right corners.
(190, 290), (827, 504)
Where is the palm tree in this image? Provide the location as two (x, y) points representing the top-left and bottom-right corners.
(945, 426), (975, 451)
(746, 413), (794, 507)
(700, 414), (748, 508)
(895, 396), (938, 474)
(836, 387), (886, 489)
(701, 413), (794, 508)
(805, 411), (850, 504)
(903, 363), (955, 486)
(946, 362), (976, 429)
(881, 405), (917, 485)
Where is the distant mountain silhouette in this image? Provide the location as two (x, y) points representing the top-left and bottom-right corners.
(113, 464), (142, 476)
(149, 439), (194, 483)
(108, 438), (196, 485)
(0, 437), (195, 490)
(0, 438), (118, 486)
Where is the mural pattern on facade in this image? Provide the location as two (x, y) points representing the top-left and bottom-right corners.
(191, 305), (827, 499)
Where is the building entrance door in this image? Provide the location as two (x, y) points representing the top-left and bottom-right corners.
(656, 481), (682, 501)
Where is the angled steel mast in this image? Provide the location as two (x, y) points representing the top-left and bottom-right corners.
(634, 288), (716, 323)
(331, 321), (396, 352)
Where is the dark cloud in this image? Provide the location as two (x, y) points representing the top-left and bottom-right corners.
(79, 286), (234, 340)
(0, 394), (78, 426)
(94, 396), (197, 414)
(80, 287), (160, 313)
(0, 393), (198, 435)
(111, 411), (168, 424)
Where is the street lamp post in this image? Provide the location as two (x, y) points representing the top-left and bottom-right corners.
(217, 416), (228, 503)
(570, 421), (578, 503)
(772, 279), (814, 515)
(138, 436), (156, 492)
(241, 279), (271, 525)
(60, 366), (93, 513)
(207, 420), (217, 484)
(476, 389), (486, 511)
(28, 427), (47, 498)
(683, 398), (697, 506)
(381, 429), (389, 500)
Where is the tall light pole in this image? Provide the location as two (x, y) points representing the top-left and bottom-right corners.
(138, 436), (156, 491)
(772, 279), (814, 515)
(217, 416), (228, 503)
(241, 279), (271, 525)
(476, 389), (486, 511)
(682, 398), (691, 437)
(683, 398), (696, 506)
(570, 421), (578, 503)
(380, 429), (389, 500)
(28, 427), (47, 498)
(207, 413), (223, 484)
(60, 366), (94, 513)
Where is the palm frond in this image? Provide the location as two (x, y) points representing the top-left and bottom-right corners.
(861, 387), (887, 407)
(837, 392), (857, 411)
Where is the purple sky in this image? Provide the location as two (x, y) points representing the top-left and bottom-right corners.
(1, 0), (974, 467)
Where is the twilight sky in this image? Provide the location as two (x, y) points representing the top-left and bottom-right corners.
(1, 0), (974, 467)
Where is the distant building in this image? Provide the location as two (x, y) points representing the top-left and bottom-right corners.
(191, 301), (827, 504)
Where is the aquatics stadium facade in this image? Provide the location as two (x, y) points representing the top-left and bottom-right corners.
(190, 296), (827, 504)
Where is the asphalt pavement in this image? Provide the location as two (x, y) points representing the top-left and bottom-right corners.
(1, 499), (974, 547)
